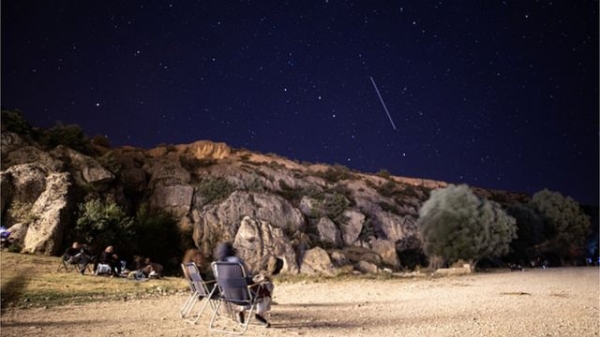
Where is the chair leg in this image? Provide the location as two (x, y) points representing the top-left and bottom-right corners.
(209, 301), (257, 335)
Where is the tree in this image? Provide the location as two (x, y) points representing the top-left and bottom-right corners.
(1, 109), (33, 135)
(506, 203), (546, 264)
(74, 199), (135, 255)
(41, 123), (91, 154)
(529, 189), (591, 264)
(418, 184), (517, 269)
(133, 203), (185, 274)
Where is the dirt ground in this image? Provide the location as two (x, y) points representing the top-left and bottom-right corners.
(1, 267), (598, 337)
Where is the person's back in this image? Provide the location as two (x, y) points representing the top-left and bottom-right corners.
(214, 242), (273, 327)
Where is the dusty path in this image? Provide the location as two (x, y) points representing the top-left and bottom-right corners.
(1, 268), (598, 337)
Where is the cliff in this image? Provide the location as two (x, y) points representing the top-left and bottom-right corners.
(0, 131), (529, 275)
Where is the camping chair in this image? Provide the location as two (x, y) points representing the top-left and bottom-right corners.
(209, 261), (269, 334)
(57, 255), (93, 274)
(179, 262), (218, 324)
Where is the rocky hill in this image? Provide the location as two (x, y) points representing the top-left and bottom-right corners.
(0, 131), (529, 275)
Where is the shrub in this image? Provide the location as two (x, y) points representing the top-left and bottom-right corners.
(418, 184), (517, 269)
(40, 123), (91, 154)
(195, 176), (236, 204)
(74, 199), (135, 254)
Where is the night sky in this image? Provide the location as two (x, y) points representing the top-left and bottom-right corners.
(2, 1), (598, 205)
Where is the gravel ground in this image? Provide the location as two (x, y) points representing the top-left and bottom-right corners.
(1, 267), (598, 337)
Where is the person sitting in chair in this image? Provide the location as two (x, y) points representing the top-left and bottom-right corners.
(63, 242), (91, 274)
(215, 242), (273, 327)
(100, 245), (122, 277)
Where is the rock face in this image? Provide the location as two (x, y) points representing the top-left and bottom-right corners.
(22, 172), (73, 255)
(0, 132), (530, 273)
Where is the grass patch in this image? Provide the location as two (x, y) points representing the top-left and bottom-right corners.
(1, 252), (188, 311)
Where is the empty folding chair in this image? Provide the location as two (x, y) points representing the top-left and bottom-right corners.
(209, 261), (270, 334)
(180, 262), (218, 324)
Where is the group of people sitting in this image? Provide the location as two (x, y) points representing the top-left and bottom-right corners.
(62, 242), (162, 278)
(64, 240), (276, 327)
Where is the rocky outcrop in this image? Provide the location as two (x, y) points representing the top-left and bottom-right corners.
(300, 246), (336, 276)
(316, 217), (343, 248)
(51, 145), (114, 186)
(22, 172), (73, 255)
(340, 209), (365, 245)
(234, 216), (299, 274)
(0, 132), (530, 273)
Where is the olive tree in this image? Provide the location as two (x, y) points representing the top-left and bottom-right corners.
(529, 189), (590, 264)
(418, 184), (517, 269)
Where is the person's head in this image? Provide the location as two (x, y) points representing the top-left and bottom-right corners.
(72, 242), (80, 249)
(105, 246), (114, 253)
(215, 242), (236, 261)
(183, 248), (206, 266)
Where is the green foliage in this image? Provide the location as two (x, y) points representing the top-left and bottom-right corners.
(376, 180), (398, 197)
(133, 204), (183, 273)
(315, 165), (354, 183)
(529, 189), (591, 262)
(375, 169), (391, 179)
(506, 203), (546, 263)
(195, 176), (236, 204)
(245, 175), (266, 193)
(276, 179), (304, 204)
(418, 184), (517, 267)
(323, 193), (351, 225)
(378, 201), (401, 215)
(1, 109), (34, 135)
(74, 199), (135, 253)
(41, 123), (91, 154)
(7, 242), (23, 253)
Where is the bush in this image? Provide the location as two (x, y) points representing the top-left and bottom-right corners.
(74, 199), (135, 255)
(40, 123), (91, 154)
(418, 184), (517, 268)
(1, 109), (34, 135)
(529, 189), (591, 264)
(195, 176), (236, 204)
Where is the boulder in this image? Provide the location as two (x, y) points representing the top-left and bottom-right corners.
(149, 184), (194, 218)
(233, 216), (299, 275)
(370, 238), (400, 268)
(300, 246), (335, 276)
(4, 164), (48, 205)
(51, 146), (114, 186)
(355, 260), (379, 274)
(340, 209), (365, 245)
(22, 172), (73, 255)
(3, 146), (64, 172)
(195, 191), (305, 241)
(316, 217), (343, 247)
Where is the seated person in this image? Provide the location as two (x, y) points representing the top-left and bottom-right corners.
(215, 242), (273, 327)
(99, 246), (122, 277)
(182, 248), (212, 280)
(62, 242), (91, 274)
(132, 255), (163, 279)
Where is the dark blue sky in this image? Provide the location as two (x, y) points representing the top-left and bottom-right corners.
(2, 1), (598, 205)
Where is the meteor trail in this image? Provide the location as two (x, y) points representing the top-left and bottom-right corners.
(369, 76), (397, 130)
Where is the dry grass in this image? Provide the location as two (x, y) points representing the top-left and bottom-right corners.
(0, 252), (188, 310)
(0, 252), (433, 312)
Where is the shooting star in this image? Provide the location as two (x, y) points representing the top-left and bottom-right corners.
(369, 76), (397, 130)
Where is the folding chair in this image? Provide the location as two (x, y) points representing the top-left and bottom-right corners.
(180, 262), (218, 324)
(209, 261), (269, 334)
(57, 256), (93, 274)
